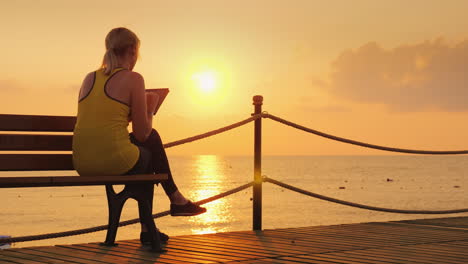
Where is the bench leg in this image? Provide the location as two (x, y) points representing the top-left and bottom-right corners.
(101, 185), (128, 247)
(101, 183), (164, 252)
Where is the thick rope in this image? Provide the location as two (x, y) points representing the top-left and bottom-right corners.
(264, 113), (468, 155)
(264, 176), (468, 214)
(0, 182), (253, 244)
(163, 115), (261, 148)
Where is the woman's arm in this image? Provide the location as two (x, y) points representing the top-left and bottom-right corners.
(127, 93), (159, 123)
(128, 72), (154, 142)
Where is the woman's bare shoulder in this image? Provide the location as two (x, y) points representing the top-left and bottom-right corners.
(119, 70), (145, 92)
(83, 71), (95, 83)
(122, 70), (144, 82)
(78, 71), (96, 99)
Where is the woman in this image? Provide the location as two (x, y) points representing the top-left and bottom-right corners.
(72, 27), (206, 244)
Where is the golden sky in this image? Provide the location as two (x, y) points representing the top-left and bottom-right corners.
(2, 0), (468, 156)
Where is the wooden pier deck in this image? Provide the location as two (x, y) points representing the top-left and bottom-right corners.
(2, 217), (468, 263)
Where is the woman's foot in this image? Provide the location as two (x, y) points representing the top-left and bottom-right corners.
(169, 190), (189, 205)
(140, 230), (169, 244)
(170, 201), (207, 216)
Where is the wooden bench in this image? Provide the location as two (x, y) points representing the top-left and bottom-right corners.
(0, 114), (168, 252)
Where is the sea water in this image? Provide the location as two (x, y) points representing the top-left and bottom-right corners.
(1, 155), (468, 248)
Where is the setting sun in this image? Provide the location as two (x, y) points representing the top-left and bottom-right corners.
(192, 71), (217, 93)
(184, 63), (235, 113)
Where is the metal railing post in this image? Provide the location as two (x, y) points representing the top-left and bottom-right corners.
(253, 95), (263, 230)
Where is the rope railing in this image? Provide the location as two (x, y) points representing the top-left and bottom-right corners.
(0, 182), (253, 244)
(263, 113), (468, 155)
(264, 176), (468, 214)
(163, 114), (262, 148)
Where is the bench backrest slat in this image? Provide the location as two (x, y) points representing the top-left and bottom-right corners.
(0, 134), (72, 151)
(0, 114), (76, 171)
(0, 114), (76, 132)
(0, 154), (73, 171)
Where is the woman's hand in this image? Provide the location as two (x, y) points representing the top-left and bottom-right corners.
(146, 92), (160, 115)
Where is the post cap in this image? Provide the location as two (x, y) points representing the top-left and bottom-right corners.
(253, 95), (263, 105)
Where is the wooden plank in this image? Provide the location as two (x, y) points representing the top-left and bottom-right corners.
(154, 239), (263, 260)
(39, 246), (133, 264)
(0, 154), (73, 171)
(0, 114), (75, 132)
(0, 249), (69, 263)
(396, 216), (468, 229)
(226, 259), (301, 264)
(369, 221), (468, 235)
(410, 243), (468, 257)
(394, 245), (468, 262)
(235, 231), (389, 250)
(119, 240), (241, 262)
(284, 254), (370, 264)
(199, 234), (318, 254)
(264, 230), (427, 247)
(336, 251), (429, 264)
(19, 248), (112, 264)
(0, 134), (72, 151)
(356, 246), (467, 263)
(215, 232), (366, 252)
(156, 238), (271, 259)
(363, 248), (466, 264)
(0, 174), (168, 188)
(255, 258), (313, 264)
(117, 241), (236, 263)
(262, 225), (468, 246)
(0, 253), (44, 264)
(56, 244), (184, 264)
(75, 243), (214, 264)
(279, 256), (347, 264)
(269, 224), (451, 242)
(343, 245), (455, 264)
(324, 251), (427, 264)
(219, 229), (379, 247)
(59, 245), (179, 264)
(174, 235), (314, 256)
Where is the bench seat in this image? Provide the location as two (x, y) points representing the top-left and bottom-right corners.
(0, 174), (168, 188)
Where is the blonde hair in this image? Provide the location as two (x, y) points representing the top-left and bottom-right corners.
(101, 27), (140, 75)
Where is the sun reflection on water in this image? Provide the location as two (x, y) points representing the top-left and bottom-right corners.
(189, 155), (233, 234)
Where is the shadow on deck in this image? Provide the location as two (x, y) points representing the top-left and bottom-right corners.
(2, 217), (468, 263)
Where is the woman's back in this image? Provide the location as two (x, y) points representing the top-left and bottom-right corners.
(72, 68), (139, 176)
(78, 69), (133, 105)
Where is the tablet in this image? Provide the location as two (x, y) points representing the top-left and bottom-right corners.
(146, 88), (169, 115)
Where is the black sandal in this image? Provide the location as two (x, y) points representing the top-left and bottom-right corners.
(170, 201), (207, 216)
(140, 230), (169, 244)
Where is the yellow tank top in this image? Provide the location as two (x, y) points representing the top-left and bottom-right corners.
(72, 68), (139, 176)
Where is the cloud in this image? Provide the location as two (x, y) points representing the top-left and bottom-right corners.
(296, 96), (349, 113)
(327, 38), (468, 111)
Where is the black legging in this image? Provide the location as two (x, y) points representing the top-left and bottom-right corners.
(125, 129), (179, 227)
(128, 128), (179, 196)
